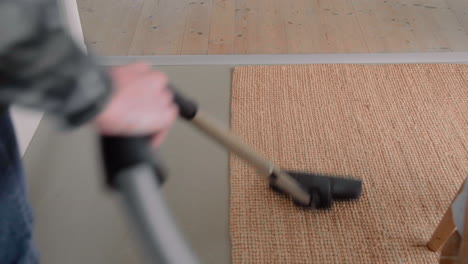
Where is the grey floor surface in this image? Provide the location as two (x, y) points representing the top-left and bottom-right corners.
(24, 65), (233, 264)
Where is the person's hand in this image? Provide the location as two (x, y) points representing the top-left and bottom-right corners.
(95, 63), (178, 148)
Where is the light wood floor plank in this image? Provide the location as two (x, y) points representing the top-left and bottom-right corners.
(234, 0), (258, 54)
(129, 0), (188, 55)
(445, 0), (468, 32)
(255, 0), (288, 54)
(317, 0), (369, 53)
(279, 0), (320, 54)
(181, 0), (213, 55)
(208, 0), (236, 54)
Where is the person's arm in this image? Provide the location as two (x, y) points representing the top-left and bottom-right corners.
(0, 0), (110, 127)
(0, 0), (177, 146)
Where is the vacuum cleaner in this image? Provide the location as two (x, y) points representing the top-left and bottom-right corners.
(100, 87), (363, 263)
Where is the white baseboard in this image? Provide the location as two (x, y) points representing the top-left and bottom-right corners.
(97, 52), (468, 66)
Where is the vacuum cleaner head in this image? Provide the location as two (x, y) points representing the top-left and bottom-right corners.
(270, 172), (362, 209)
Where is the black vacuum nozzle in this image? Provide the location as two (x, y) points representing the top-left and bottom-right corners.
(270, 171), (362, 209)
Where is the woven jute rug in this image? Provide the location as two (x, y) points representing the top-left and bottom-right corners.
(230, 64), (468, 263)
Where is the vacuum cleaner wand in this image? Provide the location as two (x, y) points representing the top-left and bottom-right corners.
(171, 87), (362, 209)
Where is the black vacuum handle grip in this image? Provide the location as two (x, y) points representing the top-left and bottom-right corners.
(100, 135), (166, 189)
(100, 85), (193, 189)
(168, 84), (198, 120)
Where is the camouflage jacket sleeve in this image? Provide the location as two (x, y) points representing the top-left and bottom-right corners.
(0, 0), (111, 127)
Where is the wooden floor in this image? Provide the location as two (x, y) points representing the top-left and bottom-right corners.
(77, 0), (468, 55)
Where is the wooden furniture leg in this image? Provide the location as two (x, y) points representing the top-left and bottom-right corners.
(458, 198), (468, 264)
(438, 197), (468, 264)
(440, 232), (461, 264)
(428, 207), (457, 252)
(428, 179), (467, 252)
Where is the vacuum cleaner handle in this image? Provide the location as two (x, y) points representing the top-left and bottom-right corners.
(170, 85), (198, 120)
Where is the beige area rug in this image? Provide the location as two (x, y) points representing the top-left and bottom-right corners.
(230, 64), (468, 263)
